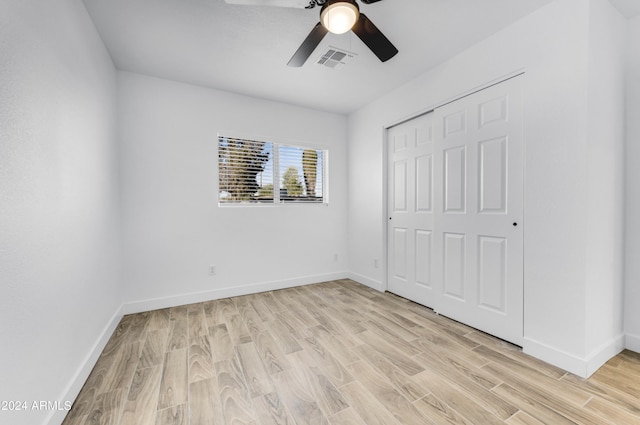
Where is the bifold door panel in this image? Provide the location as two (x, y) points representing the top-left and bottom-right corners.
(388, 113), (435, 308)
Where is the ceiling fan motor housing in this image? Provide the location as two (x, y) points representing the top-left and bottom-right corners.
(320, 0), (360, 34)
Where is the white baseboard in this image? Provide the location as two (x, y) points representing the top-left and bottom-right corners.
(122, 272), (349, 314)
(48, 306), (124, 425)
(585, 334), (626, 376)
(347, 272), (384, 292)
(524, 334), (625, 378)
(626, 333), (640, 353)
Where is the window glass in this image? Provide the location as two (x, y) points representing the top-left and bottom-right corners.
(218, 136), (325, 205)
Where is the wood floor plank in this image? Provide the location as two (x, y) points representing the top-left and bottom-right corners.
(239, 304), (266, 339)
(260, 292), (288, 314)
(227, 313), (253, 346)
(166, 319), (188, 352)
(590, 362), (640, 399)
(323, 306), (367, 335)
(119, 365), (163, 425)
(234, 294), (252, 309)
(209, 323), (235, 361)
(189, 335), (216, 382)
(560, 372), (640, 416)
(505, 411), (547, 425)
(147, 309), (171, 332)
(190, 378), (224, 425)
(154, 404), (187, 425)
(338, 381), (402, 425)
(356, 330), (425, 376)
(346, 360), (429, 425)
(101, 320), (131, 358)
(584, 396), (640, 425)
(157, 349), (188, 410)
(363, 309), (421, 341)
(361, 320), (422, 357)
(65, 353), (115, 422)
(215, 357), (257, 425)
(83, 387), (126, 425)
(204, 298), (235, 327)
(138, 329), (170, 370)
(481, 358), (592, 408)
(352, 343), (427, 402)
(496, 363), (619, 424)
(268, 317), (304, 354)
(103, 341), (142, 392)
(270, 289), (299, 311)
(188, 303), (209, 339)
(123, 312), (151, 344)
(62, 391), (93, 425)
(491, 383), (579, 425)
(307, 325), (360, 367)
(412, 368), (505, 425)
(414, 315), (481, 350)
(467, 331), (565, 379)
(287, 304), (323, 329)
(169, 305), (188, 321)
(619, 349), (640, 368)
(305, 307), (353, 337)
(418, 344), (501, 391)
(410, 325), (489, 368)
(288, 351), (349, 417)
(297, 336), (354, 388)
(253, 392), (295, 425)
(254, 329), (291, 374)
(236, 341), (276, 398)
(412, 393), (472, 425)
(247, 296), (276, 322)
(271, 368), (329, 425)
(276, 310), (315, 339)
(327, 407), (368, 425)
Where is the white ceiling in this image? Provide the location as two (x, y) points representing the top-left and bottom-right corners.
(82, 0), (626, 114)
(609, 0), (640, 18)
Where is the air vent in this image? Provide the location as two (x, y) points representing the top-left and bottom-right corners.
(316, 46), (356, 69)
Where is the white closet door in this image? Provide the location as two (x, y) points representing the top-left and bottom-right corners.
(386, 76), (524, 346)
(433, 76), (524, 345)
(387, 113), (435, 308)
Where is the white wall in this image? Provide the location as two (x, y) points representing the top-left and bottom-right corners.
(118, 72), (348, 310)
(584, 0), (627, 371)
(625, 15), (640, 351)
(347, 0), (626, 377)
(0, 2), (120, 425)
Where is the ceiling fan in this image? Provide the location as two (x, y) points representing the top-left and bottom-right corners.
(224, 0), (398, 67)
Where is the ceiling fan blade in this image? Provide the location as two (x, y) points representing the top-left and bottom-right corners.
(351, 13), (398, 62)
(287, 22), (328, 67)
(223, 0), (310, 9)
(359, 0), (384, 3)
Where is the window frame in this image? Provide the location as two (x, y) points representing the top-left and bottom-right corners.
(217, 133), (329, 207)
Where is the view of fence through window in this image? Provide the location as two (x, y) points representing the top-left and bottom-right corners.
(218, 136), (325, 204)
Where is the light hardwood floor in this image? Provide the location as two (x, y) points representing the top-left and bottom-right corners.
(62, 280), (640, 425)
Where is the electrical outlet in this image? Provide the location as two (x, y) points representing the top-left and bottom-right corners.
(209, 265), (216, 276)
(374, 259), (379, 268)
(333, 254), (339, 262)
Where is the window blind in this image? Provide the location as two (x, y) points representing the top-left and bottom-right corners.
(218, 136), (325, 205)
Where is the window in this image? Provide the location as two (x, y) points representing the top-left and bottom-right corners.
(218, 135), (326, 205)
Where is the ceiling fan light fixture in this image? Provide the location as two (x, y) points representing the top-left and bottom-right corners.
(320, 1), (359, 35)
